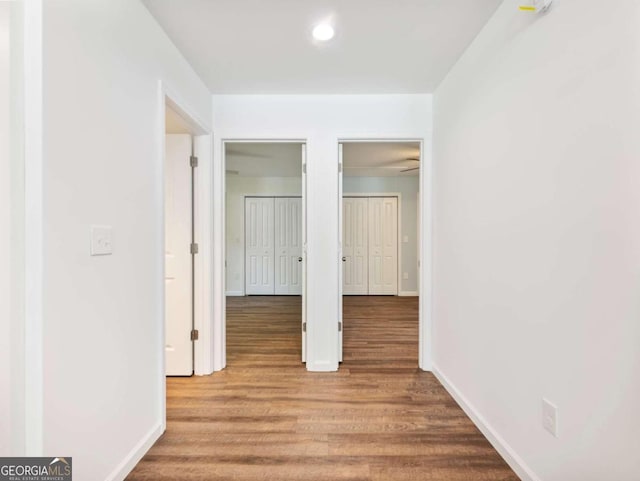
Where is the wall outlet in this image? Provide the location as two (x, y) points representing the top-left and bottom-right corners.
(403, 272), (409, 280)
(542, 398), (558, 437)
(90, 225), (113, 256)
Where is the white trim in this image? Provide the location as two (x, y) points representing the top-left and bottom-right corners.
(337, 144), (343, 361)
(432, 366), (541, 481)
(9, 0), (27, 455)
(418, 138), (432, 371)
(159, 81), (214, 430)
(218, 139), (308, 372)
(104, 422), (163, 481)
(225, 290), (244, 297)
(398, 291), (419, 297)
(24, 0), (43, 456)
(156, 85), (167, 430)
(336, 137), (431, 372)
(306, 360), (337, 372)
(193, 134), (213, 376)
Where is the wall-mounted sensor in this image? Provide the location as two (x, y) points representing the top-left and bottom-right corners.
(519, 0), (553, 13)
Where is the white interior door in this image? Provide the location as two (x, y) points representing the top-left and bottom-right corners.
(245, 197), (275, 295)
(343, 197), (369, 295)
(275, 197), (303, 295)
(368, 197), (398, 295)
(165, 134), (193, 376)
(301, 145), (307, 362)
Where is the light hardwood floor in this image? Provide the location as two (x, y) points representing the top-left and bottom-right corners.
(127, 296), (519, 481)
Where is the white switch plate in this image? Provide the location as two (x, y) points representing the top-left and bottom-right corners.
(403, 235), (409, 243)
(403, 272), (409, 280)
(90, 225), (113, 256)
(542, 398), (558, 437)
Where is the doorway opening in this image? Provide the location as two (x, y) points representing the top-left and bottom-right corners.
(338, 141), (422, 367)
(162, 94), (212, 380)
(224, 141), (308, 367)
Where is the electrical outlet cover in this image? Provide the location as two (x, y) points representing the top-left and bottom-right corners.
(90, 225), (113, 256)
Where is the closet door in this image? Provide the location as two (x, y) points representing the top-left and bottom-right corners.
(368, 197), (398, 295)
(275, 197), (303, 295)
(245, 197), (275, 294)
(342, 197), (369, 295)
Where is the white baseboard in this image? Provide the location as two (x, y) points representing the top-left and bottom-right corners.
(432, 365), (541, 481)
(225, 290), (244, 296)
(306, 360), (338, 372)
(398, 290), (419, 297)
(105, 422), (163, 481)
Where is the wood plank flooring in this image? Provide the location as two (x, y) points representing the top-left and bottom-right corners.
(127, 296), (519, 481)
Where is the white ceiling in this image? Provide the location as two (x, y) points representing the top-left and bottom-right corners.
(226, 141), (420, 177)
(142, 0), (501, 94)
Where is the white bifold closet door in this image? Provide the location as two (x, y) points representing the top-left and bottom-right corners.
(245, 197), (302, 295)
(342, 198), (369, 295)
(342, 196), (398, 295)
(245, 197), (275, 295)
(368, 197), (398, 295)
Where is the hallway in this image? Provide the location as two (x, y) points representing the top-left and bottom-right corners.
(127, 296), (518, 480)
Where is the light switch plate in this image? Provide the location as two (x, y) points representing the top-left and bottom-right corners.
(90, 225), (113, 256)
(403, 235), (409, 243)
(403, 272), (409, 280)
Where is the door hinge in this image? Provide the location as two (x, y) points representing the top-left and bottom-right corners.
(338, 322), (342, 332)
(302, 163), (306, 174)
(338, 163), (342, 173)
(302, 322), (307, 333)
(190, 329), (199, 341)
(190, 243), (199, 255)
(190, 155), (198, 168)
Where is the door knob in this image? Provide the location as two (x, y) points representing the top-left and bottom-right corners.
(342, 257), (346, 262)
(298, 257), (303, 262)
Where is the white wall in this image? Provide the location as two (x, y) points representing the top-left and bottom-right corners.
(213, 95), (432, 371)
(226, 176), (302, 295)
(343, 176), (419, 294)
(433, 1), (640, 480)
(39, 1), (211, 480)
(0, 1), (11, 457)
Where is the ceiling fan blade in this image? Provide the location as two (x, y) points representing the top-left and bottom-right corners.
(381, 157), (420, 167)
(401, 167), (420, 172)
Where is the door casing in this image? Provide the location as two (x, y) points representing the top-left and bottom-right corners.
(221, 140), (309, 364)
(338, 138), (431, 371)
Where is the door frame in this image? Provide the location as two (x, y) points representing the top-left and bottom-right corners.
(342, 193), (403, 296)
(220, 139), (309, 367)
(158, 81), (214, 427)
(337, 138), (431, 371)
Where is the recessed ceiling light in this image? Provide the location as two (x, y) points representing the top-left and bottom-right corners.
(312, 23), (334, 41)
